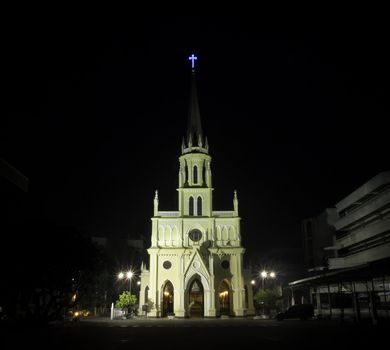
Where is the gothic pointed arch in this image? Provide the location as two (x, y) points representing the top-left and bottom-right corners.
(228, 225), (236, 240)
(184, 160), (189, 186)
(193, 165), (198, 184)
(222, 226), (229, 241)
(219, 280), (231, 316)
(187, 277), (204, 317)
(144, 286), (149, 308)
(216, 225), (222, 240)
(189, 196), (194, 216)
(197, 195), (202, 216)
(161, 280), (174, 317)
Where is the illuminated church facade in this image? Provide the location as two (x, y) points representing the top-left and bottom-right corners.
(139, 57), (255, 317)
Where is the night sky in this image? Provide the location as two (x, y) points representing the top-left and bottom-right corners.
(3, 16), (388, 265)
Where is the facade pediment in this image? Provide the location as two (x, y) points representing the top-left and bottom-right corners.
(184, 249), (210, 282)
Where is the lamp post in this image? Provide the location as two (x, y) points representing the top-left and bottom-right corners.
(118, 271), (134, 295)
(260, 270), (276, 316)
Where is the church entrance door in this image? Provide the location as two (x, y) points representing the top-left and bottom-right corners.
(219, 281), (230, 316)
(162, 281), (174, 317)
(188, 279), (204, 318)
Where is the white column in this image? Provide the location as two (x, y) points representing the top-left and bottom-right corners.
(175, 255), (186, 317)
(206, 161), (212, 187)
(209, 253), (216, 316)
(148, 253), (159, 317)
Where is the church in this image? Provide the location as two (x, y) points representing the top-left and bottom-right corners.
(139, 56), (255, 318)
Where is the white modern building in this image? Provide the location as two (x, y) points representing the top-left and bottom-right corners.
(328, 171), (390, 270)
(289, 171), (390, 323)
(138, 60), (255, 318)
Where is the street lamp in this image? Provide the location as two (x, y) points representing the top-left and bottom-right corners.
(118, 270), (134, 295)
(260, 270), (276, 289)
(259, 270), (276, 317)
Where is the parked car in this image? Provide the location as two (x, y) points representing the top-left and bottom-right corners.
(275, 304), (314, 321)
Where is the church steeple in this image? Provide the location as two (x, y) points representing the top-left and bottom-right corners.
(182, 54), (208, 155)
(178, 54), (213, 217)
(186, 72), (203, 147)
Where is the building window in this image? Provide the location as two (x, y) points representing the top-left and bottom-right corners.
(197, 196), (202, 216)
(221, 260), (230, 269)
(189, 229), (202, 242)
(163, 261), (172, 269)
(189, 196), (194, 216)
(193, 165), (198, 184)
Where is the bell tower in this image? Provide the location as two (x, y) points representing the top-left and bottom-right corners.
(178, 56), (213, 217)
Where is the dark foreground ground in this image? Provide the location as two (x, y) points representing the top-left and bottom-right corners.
(1, 317), (388, 350)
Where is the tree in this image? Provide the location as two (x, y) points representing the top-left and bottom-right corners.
(0, 220), (102, 323)
(146, 298), (155, 315)
(253, 288), (282, 314)
(115, 292), (137, 315)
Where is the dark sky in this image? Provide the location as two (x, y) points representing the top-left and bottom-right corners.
(3, 16), (388, 263)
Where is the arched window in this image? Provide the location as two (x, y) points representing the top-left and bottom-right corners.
(203, 161), (206, 185)
(145, 286), (149, 306)
(193, 165), (198, 184)
(184, 161), (189, 185)
(189, 196), (194, 216)
(197, 196), (202, 216)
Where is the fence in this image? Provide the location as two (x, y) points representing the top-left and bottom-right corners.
(110, 303), (126, 320)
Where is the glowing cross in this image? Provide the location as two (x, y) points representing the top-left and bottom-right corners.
(188, 54), (198, 69)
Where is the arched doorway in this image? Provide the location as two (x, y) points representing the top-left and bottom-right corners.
(162, 281), (174, 317)
(219, 280), (230, 316)
(188, 279), (204, 317)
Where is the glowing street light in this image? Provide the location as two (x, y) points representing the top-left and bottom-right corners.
(259, 270), (276, 317)
(251, 280), (256, 285)
(118, 270), (134, 295)
(260, 270), (276, 290)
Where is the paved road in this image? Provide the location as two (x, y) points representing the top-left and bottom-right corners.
(1, 317), (386, 349)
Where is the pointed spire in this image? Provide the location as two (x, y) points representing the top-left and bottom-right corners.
(198, 134), (203, 147)
(188, 132), (193, 148)
(182, 55), (208, 154)
(186, 64), (203, 148)
(233, 190), (239, 216)
(154, 190), (159, 216)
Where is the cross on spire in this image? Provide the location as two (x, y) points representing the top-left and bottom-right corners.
(188, 54), (198, 70)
